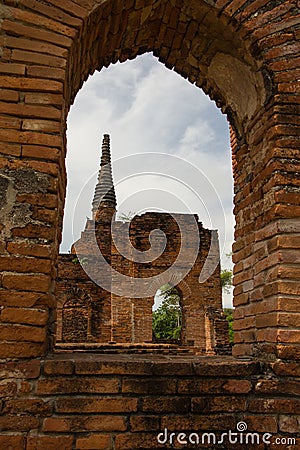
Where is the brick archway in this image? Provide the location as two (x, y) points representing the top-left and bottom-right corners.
(0, 0), (299, 362)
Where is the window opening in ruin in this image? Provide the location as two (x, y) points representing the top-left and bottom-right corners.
(57, 53), (234, 351)
(62, 299), (89, 343)
(57, 287), (93, 343)
(152, 284), (182, 343)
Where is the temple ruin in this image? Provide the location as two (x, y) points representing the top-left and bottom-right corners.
(56, 134), (230, 354)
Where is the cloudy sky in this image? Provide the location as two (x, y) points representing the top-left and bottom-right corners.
(62, 53), (234, 307)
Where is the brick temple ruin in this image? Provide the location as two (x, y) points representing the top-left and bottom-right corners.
(0, 1), (299, 448)
(56, 134), (230, 354)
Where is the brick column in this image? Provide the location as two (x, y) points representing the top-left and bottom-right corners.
(232, 107), (300, 359)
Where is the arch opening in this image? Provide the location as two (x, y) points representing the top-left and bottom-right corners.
(152, 284), (182, 344)
(0, 0), (292, 362)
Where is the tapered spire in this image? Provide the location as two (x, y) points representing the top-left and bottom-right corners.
(92, 134), (116, 218)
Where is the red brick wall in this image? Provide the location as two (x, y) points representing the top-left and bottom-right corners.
(0, 354), (298, 449)
(0, 0), (299, 447)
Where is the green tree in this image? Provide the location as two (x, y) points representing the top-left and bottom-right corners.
(152, 284), (182, 340)
(223, 308), (234, 344)
(221, 252), (233, 293)
(221, 268), (233, 294)
(220, 253), (234, 343)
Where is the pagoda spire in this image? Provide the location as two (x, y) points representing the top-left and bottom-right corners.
(92, 134), (116, 219)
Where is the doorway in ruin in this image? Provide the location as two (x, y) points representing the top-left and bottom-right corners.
(152, 284), (182, 343)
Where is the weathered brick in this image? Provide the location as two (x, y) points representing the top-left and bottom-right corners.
(279, 415), (300, 434)
(18, 0), (82, 28)
(0, 62), (26, 75)
(43, 359), (74, 375)
(220, 379), (252, 394)
(4, 35), (68, 57)
(42, 417), (69, 432)
(0, 142), (21, 156)
(2, 274), (51, 292)
(1, 307), (48, 325)
(164, 414), (238, 433)
(193, 360), (259, 377)
(0, 381), (17, 398)
(249, 398), (300, 414)
(278, 329), (300, 344)
(21, 145), (61, 162)
(272, 361), (300, 377)
(0, 128), (62, 147)
(22, 119), (61, 133)
(151, 361), (194, 376)
(277, 344), (300, 361)
(26, 436), (73, 450)
(27, 65), (65, 80)
(1, 18), (72, 48)
(242, 414), (278, 433)
(56, 397), (138, 413)
(75, 434), (111, 450)
(264, 43), (300, 62)
(0, 101), (61, 120)
(256, 379), (300, 396)
(236, 0), (271, 21)
(0, 76), (63, 93)
(115, 432), (163, 450)
(0, 115), (21, 129)
(7, 241), (53, 258)
(225, 0), (246, 16)
(122, 377), (176, 394)
(11, 224), (56, 241)
(233, 317), (255, 331)
(177, 378), (252, 395)
(24, 92), (63, 106)
(32, 207), (58, 225)
(192, 396), (247, 413)
(37, 377), (119, 395)
(0, 435), (26, 449)
(12, 49), (66, 68)
(130, 415), (160, 432)
(43, 415), (126, 432)
(0, 415), (39, 431)
(0, 256), (51, 273)
(75, 360), (154, 376)
(0, 324), (47, 342)
(142, 396), (190, 413)
(3, 398), (52, 415)
(254, 14), (300, 42)
(0, 89), (19, 102)
(0, 359), (40, 378)
(45, 0), (87, 19)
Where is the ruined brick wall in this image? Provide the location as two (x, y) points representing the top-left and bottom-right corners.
(110, 212), (223, 349)
(58, 211), (225, 353)
(0, 0), (299, 447)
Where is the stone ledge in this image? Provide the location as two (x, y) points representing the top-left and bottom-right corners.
(42, 354), (260, 377)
